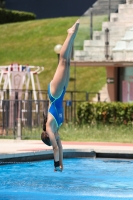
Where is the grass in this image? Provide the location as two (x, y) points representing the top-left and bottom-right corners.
(0, 16), (107, 96)
(60, 124), (133, 143)
(0, 124), (133, 143)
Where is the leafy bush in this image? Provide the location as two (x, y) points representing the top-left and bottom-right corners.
(0, 8), (36, 24)
(77, 102), (133, 126)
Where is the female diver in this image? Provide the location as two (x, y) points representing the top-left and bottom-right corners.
(41, 20), (80, 172)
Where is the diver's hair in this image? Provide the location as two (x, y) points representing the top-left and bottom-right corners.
(41, 131), (51, 146)
(41, 113), (51, 146)
(43, 113), (47, 131)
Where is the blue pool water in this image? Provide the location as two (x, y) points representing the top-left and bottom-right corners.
(0, 158), (133, 200)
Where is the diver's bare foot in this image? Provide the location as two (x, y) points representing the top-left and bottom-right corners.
(67, 19), (80, 35)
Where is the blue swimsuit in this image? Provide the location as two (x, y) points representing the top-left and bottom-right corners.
(48, 84), (65, 128)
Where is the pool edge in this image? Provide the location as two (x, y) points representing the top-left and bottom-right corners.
(0, 149), (133, 164)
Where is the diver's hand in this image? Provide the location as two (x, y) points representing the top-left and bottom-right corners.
(54, 166), (62, 172)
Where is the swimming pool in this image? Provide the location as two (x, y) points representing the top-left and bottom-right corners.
(0, 158), (133, 200)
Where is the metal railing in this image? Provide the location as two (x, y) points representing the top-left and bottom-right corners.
(0, 89), (101, 139)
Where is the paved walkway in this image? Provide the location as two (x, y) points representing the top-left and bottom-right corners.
(1, 140), (133, 153)
(0, 139), (133, 161)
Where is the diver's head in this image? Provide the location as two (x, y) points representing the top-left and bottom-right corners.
(41, 131), (51, 146)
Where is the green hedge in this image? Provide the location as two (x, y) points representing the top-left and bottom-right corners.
(77, 102), (133, 126)
(0, 8), (36, 24)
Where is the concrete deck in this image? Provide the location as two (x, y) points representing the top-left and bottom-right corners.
(0, 139), (133, 163)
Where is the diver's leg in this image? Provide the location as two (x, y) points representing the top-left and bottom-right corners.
(50, 20), (79, 97)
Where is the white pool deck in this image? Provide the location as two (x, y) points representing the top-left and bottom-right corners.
(0, 139), (133, 162)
